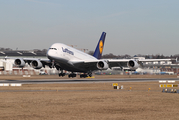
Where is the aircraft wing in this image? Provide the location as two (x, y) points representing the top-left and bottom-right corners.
(105, 58), (172, 70)
(71, 59), (129, 71)
(71, 58), (172, 71)
(107, 59), (129, 68)
(5, 56), (172, 72)
(4, 57), (52, 68)
(23, 58), (51, 67)
(21, 58), (50, 63)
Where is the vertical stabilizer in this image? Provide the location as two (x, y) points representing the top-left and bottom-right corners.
(93, 32), (106, 59)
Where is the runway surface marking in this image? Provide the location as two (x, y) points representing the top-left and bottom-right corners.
(0, 78), (179, 84)
(0, 89), (161, 93)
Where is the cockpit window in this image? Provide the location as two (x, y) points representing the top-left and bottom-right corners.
(49, 48), (57, 50)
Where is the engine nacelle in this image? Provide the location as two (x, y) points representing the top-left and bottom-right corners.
(14, 58), (25, 67)
(97, 61), (109, 70)
(31, 60), (43, 69)
(127, 60), (139, 70)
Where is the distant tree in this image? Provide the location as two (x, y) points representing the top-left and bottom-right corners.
(33, 49), (42, 52)
(42, 49), (48, 53)
(88, 51), (94, 56)
(161, 54), (164, 59)
(123, 54), (131, 59)
(0, 48), (5, 51)
(102, 53), (117, 59)
(0, 47), (12, 51)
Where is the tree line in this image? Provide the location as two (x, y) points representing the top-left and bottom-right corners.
(0, 47), (178, 60)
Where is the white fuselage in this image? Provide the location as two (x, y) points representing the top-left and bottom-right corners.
(47, 43), (98, 72)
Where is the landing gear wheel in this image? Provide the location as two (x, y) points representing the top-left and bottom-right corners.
(59, 73), (62, 77)
(88, 73), (92, 77)
(62, 73), (65, 77)
(59, 73), (65, 77)
(68, 73), (76, 78)
(80, 74), (88, 78)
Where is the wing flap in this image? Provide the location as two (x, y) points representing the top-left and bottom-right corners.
(107, 59), (129, 68)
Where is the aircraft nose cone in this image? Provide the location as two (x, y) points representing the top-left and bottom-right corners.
(47, 50), (53, 59)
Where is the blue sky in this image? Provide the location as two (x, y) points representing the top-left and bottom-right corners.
(0, 0), (179, 56)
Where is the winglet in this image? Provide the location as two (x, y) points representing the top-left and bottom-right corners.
(93, 32), (106, 59)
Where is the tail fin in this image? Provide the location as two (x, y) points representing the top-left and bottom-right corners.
(93, 32), (106, 59)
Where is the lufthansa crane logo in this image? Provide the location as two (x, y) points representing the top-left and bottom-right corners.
(99, 40), (103, 54)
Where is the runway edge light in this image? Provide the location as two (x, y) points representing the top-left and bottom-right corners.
(0, 84), (9, 86)
(148, 88), (151, 91)
(159, 81), (166, 83)
(168, 81), (175, 83)
(10, 84), (22, 86)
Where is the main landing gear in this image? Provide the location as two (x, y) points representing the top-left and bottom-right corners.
(59, 70), (65, 77)
(58, 70), (92, 78)
(59, 73), (65, 77)
(68, 73), (76, 78)
(80, 72), (92, 78)
(80, 74), (88, 78)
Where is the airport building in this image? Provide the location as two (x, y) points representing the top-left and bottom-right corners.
(0, 50), (59, 75)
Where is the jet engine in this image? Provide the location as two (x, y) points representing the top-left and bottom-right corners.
(127, 60), (139, 70)
(97, 60), (109, 70)
(14, 58), (25, 67)
(31, 60), (43, 69)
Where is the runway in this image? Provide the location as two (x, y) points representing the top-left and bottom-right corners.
(0, 78), (179, 84)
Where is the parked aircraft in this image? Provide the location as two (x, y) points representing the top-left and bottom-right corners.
(13, 32), (171, 78)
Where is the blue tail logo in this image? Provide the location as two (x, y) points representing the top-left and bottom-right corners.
(93, 32), (106, 59)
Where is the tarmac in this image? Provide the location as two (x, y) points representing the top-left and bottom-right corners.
(0, 77), (179, 84)
(0, 75), (179, 120)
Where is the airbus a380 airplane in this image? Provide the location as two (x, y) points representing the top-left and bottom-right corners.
(13, 32), (171, 78)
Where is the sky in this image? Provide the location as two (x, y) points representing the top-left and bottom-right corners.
(0, 0), (179, 56)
